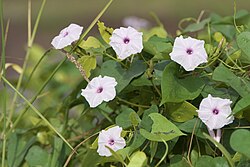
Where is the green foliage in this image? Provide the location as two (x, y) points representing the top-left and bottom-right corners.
(230, 129), (250, 159)
(77, 55), (96, 78)
(97, 21), (113, 44)
(140, 113), (185, 142)
(1, 1), (250, 167)
(127, 151), (147, 167)
(161, 62), (205, 104)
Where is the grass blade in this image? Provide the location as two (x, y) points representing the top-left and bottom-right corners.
(1, 76), (74, 151)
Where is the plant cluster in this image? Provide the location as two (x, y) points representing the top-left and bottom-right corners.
(1, 0), (250, 167)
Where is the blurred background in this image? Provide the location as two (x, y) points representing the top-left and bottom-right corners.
(2, 0), (250, 77)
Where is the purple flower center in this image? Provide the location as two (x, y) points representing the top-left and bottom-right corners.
(62, 31), (69, 37)
(186, 48), (193, 55)
(108, 139), (115, 146)
(212, 108), (219, 115)
(123, 37), (130, 44)
(96, 87), (103, 93)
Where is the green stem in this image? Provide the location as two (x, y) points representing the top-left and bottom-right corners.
(105, 53), (127, 68)
(224, 54), (245, 73)
(116, 97), (150, 108)
(6, 57), (67, 136)
(233, 0), (241, 33)
(203, 133), (235, 167)
(0, 0), (7, 165)
(63, 132), (99, 167)
(8, 0), (47, 128)
(1, 76), (74, 151)
(155, 139), (168, 167)
(21, 49), (51, 92)
(150, 12), (163, 27)
(70, 0), (114, 54)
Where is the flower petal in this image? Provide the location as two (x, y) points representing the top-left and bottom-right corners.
(110, 26), (143, 60)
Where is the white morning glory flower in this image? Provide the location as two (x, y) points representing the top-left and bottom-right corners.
(81, 75), (117, 108)
(97, 126), (126, 157)
(109, 26), (143, 60)
(197, 94), (234, 130)
(169, 35), (208, 71)
(197, 94), (234, 143)
(51, 23), (83, 49)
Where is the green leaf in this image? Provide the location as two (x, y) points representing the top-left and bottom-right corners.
(77, 55), (96, 78)
(150, 141), (158, 163)
(116, 106), (137, 129)
(237, 32), (250, 58)
(50, 137), (67, 167)
(143, 36), (172, 60)
(166, 101), (197, 122)
(7, 133), (36, 167)
(195, 156), (213, 167)
(127, 151), (147, 167)
(129, 112), (141, 127)
(106, 146), (126, 165)
(161, 62), (205, 104)
(25, 145), (50, 167)
(195, 156), (229, 167)
(169, 155), (190, 167)
(191, 149), (199, 166)
(184, 18), (210, 33)
(140, 105), (158, 131)
(97, 21), (113, 44)
(201, 84), (239, 105)
(100, 60), (147, 93)
(143, 26), (167, 41)
(82, 149), (101, 166)
(230, 129), (250, 159)
(79, 36), (103, 49)
(178, 118), (205, 139)
(203, 133), (234, 167)
(212, 24), (235, 40)
(140, 113), (185, 142)
(212, 64), (250, 97)
(128, 130), (146, 152)
(225, 50), (241, 64)
(233, 94), (250, 114)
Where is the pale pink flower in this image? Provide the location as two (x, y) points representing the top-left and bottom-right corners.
(169, 36), (208, 71)
(51, 23), (83, 49)
(197, 94), (234, 143)
(109, 26), (143, 60)
(81, 76), (117, 108)
(97, 126), (126, 157)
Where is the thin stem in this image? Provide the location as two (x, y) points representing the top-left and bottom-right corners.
(1, 76), (74, 151)
(116, 97), (150, 108)
(187, 118), (198, 165)
(150, 12), (163, 27)
(63, 132), (99, 167)
(178, 17), (196, 30)
(8, 0), (47, 128)
(197, 10), (205, 23)
(21, 49), (51, 92)
(105, 53), (127, 68)
(6, 57), (67, 136)
(155, 139), (168, 167)
(151, 80), (161, 97)
(29, 0), (47, 46)
(233, 0), (241, 33)
(28, 0), (31, 42)
(70, 0), (114, 54)
(224, 53), (245, 73)
(0, 0), (7, 165)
